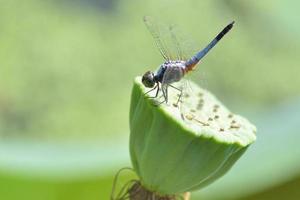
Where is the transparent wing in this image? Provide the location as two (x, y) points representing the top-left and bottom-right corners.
(168, 24), (199, 60)
(162, 68), (208, 112)
(168, 23), (210, 87)
(143, 16), (198, 61)
(143, 16), (171, 60)
(185, 67), (209, 89)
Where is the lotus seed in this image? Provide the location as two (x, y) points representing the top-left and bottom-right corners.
(186, 114), (194, 120)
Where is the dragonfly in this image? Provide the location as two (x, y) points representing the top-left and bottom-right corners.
(142, 16), (235, 105)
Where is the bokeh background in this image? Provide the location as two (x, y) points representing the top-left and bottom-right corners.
(0, 0), (299, 199)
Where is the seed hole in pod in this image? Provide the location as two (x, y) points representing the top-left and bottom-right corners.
(199, 99), (204, 103)
(230, 125), (240, 129)
(213, 108), (218, 112)
(193, 118), (209, 126)
(197, 103), (203, 110)
(231, 120), (236, 124)
(208, 117), (213, 121)
(219, 128), (225, 132)
(184, 93), (190, 98)
(180, 113), (185, 120)
(228, 113), (234, 118)
(214, 115), (219, 119)
(213, 104), (220, 109)
(198, 92), (203, 97)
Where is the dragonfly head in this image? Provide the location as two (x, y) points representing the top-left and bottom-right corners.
(142, 71), (156, 88)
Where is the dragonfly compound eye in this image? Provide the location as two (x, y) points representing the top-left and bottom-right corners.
(142, 71), (155, 88)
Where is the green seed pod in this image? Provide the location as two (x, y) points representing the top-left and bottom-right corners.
(129, 77), (256, 196)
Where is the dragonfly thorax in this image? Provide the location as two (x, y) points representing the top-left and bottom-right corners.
(154, 60), (186, 83)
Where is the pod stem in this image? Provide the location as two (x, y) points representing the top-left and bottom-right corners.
(128, 181), (190, 200)
(111, 168), (190, 200)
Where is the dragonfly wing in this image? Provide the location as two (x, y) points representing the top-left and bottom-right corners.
(144, 16), (170, 60)
(144, 16), (194, 61)
(168, 24), (199, 61)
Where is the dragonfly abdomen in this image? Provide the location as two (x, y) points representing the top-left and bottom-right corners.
(185, 21), (235, 72)
(184, 57), (199, 73)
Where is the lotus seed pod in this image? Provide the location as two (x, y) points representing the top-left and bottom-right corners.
(129, 77), (256, 196)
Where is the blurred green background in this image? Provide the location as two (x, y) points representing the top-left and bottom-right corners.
(0, 0), (299, 199)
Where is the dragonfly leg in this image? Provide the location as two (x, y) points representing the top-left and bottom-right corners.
(144, 83), (166, 106)
(161, 85), (168, 103)
(168, 84), (183, 106)
(152, 85), (167, 106)
(145, 83), (171, 106)
(154, 98), (166, 106)
(144, 83), (159, 99)
(154, 83), (160, 98)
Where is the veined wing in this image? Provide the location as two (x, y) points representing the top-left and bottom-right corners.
(168, 24), (199, 61)
(143, 16), (198, 61)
